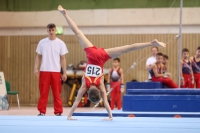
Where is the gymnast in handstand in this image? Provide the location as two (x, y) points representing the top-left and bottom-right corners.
(58, 5), (166, 121)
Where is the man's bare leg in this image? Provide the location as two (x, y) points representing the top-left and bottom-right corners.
(99, 77), (113, 121)
(58, 5), (93, 49)
(105, 39), (166, 58)
(67, 82), (87, 120)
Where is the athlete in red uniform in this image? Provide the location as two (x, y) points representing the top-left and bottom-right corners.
(180, 48), (194, 88)
(107, 58), (124, 110)
(150, 53), (178, 88)
(190, 46), (200, 88)
(58, 5), (166, 121)
(84, 46), (110, 89)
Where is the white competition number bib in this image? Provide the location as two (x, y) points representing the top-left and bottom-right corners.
(85, 64), (102, 77)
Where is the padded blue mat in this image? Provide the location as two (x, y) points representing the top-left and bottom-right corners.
(0, 116), (200, 133)
(73, 110), (200, 117)
(126, 89), (200, 95)
(126, 82), (163, 90)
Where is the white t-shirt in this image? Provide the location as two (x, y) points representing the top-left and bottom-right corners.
(146, 56), (156, 79)
(36, 37), (68, 72)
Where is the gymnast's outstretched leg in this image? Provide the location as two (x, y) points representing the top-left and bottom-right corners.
(58, 5), (166, 58)
(58, 5), (92, 49)
(105, 40), (166, 58)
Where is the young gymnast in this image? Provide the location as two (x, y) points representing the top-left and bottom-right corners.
(149, 53), (177, 88)
(180, 48), (194, 88)
(107, 58), (124, 110)
(190, 46), (200, 88)
(58, 5), (166, 120)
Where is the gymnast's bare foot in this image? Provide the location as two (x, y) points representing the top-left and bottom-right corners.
(102, 117), (113, 121)
(152, 39), (166, 48)
(67, 117), (77, 120)
(58, 5), (67, 15)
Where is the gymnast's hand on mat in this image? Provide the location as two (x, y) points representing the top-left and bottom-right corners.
(151, 39), (166, 48)
(34, 69), (39, 78)
(58, 5), (67, 15)
(67, 117), (77, 120)
(102, 117), (113, 121)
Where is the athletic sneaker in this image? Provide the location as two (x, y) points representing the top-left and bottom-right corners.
(38, 113), (45, 116)
(55, 113), (62, 116)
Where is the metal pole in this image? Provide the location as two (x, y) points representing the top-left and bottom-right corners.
(178, 0), (183, 88)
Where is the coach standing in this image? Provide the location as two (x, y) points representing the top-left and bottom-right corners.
(34, 23), (68, 116)
(145, 46), (159, 81)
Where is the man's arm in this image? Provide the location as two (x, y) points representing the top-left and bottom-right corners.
(34, 54), (42, 77)
(146, 64), (152, 70)
(145, 58), (153, 70)
(58, 5), (93, 49)
(60, 55), (67, 82)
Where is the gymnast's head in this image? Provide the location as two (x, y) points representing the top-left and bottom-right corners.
(156, 52), (163, 63)
(47, 23), (56, 39)
(88, 85), (100, 104)
(182, 48), (189, 59)
(163, 54), (168, 65)
(196, 46), (200, 57)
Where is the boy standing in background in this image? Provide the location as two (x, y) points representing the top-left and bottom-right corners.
(190, 47), (200, 88)
(180, 48), (194, 88)
(107, 58), (124, 110)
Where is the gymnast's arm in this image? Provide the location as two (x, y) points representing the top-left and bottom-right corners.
(180, 60), (183, 77)
(189, 57), (194, 81)
(99, 78), (113, 121)
(106, 69), (111, 91)
(107, 69), (111, 84)
(120, 68), (124, 84)
(180, 60), (184, 84)
(67, 83), (87, 120)
(152, 64), (164, 78)
(120, 68), (125, 92)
